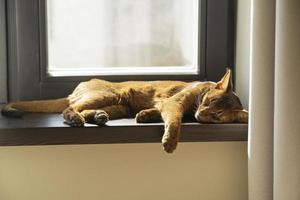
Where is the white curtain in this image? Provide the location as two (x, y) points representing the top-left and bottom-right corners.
(249, 0), (300, 200)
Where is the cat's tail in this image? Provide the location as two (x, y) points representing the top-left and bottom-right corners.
(1, 98), (69, 118)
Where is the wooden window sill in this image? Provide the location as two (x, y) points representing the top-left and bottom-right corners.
(0, 113), (248, 146)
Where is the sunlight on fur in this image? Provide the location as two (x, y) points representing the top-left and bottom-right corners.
(2, 69), (248, 153)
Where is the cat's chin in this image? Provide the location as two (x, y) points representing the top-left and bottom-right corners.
(194, 112), (220, 124)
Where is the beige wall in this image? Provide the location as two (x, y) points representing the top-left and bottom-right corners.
(0, 142), (247, 200)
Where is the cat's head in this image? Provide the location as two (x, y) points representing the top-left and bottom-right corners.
(195, 69), (248, 123)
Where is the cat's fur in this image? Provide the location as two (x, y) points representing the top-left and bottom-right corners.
(2, 69), (248, 153)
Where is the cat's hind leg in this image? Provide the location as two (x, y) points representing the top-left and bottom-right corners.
(81, 105), (130, 126)
(135, 108), (161, 123)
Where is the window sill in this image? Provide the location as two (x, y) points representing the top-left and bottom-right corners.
(0, 113), (248, 146)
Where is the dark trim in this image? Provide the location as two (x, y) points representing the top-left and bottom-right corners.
(7, 0), (41, 101)
(39, 0), (47, 83)
(0, 0), (7, 103)
(6, 0), (19, 101)
(0, 114), (248, 146)
(198, 0), (207, 80)
(7, 0), (234, 101)
(205, 0), (234, 81)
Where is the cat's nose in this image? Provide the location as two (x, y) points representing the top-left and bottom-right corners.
(194, 110), (206, 122)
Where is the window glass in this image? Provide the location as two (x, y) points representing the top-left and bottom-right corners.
(47, 0), (199, 76)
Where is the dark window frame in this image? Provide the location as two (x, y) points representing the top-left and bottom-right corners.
(0, 0), (7, 103)
(6, 0), (234, 101)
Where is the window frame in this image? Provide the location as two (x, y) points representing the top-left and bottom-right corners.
(39, 0), (205, 82)
(42, 0), (201, 78)
(6, 0), (234, 101)
(0, 0), (7, 103)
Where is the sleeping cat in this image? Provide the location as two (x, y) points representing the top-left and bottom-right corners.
(2, 69), (248, 153)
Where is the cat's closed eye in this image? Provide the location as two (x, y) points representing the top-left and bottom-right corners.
(210, 98), (218, 104)
(216, 110), (223, 115)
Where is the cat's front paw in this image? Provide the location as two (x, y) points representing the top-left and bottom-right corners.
(162, 136), (177, 153)
(162, 133), (178, 153)
(135, 110), (149, 123)
(135, 108), (161, 123)
(162, 126), (179, 153)
(94, 111), (109, 125)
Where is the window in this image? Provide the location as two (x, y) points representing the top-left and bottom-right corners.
(47, 0), (199, 76)
(6, 0), (234, 101)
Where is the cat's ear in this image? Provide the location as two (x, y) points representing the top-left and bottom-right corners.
(216, 68), (233, 92)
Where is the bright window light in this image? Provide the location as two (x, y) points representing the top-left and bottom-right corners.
(46, 0), (199, 76)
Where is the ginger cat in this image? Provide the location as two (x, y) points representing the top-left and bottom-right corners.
(2, 69), (248, 153)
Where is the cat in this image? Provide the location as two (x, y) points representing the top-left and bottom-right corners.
(2, 69), (248, 153)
